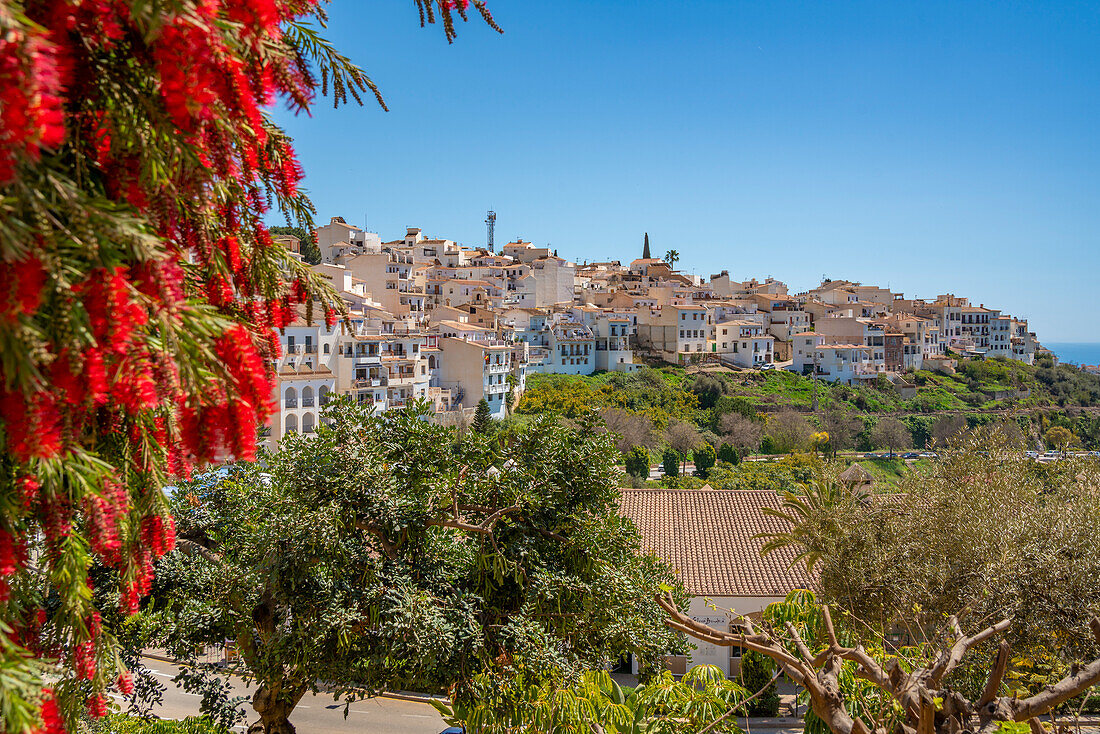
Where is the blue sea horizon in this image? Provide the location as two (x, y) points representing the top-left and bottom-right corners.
(1046, 342), (1100, 366)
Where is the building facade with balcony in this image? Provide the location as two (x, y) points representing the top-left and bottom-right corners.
(715, 319), (775, 368)
(438, 336), (524, 420)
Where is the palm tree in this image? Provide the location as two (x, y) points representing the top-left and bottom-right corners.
(756, 480), (856, 572)
(664, 249), (680, 269)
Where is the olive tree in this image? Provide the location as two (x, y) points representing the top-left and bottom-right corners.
(720, 413), (764, 452)
(658, 590), (1100, 734)
(665, 420), (703, 474)
(601, 408), (658, 453)
(160, 400), (686, 733)
(756, 431), (1100, 656)
(869, 417), (912, 453)
(930, 415), (967, 448)
(767, 410), (815, 454)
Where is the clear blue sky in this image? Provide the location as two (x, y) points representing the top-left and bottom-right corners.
(271, 1), (1100, 343)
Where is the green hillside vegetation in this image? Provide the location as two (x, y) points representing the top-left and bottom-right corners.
(516, 354), (1100, 451)
(641, 453), (929, 492)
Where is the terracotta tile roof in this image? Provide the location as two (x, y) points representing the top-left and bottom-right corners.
(618, 488), (813, 597)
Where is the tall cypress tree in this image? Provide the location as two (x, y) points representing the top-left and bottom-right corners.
(642, 232), (651, 259)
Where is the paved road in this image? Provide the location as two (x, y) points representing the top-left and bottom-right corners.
(133, 658), (448, 734)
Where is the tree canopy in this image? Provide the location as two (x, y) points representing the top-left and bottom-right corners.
(158, 399), (686, 733)
(757, 431), (1100, 657)
(659, 589), (1100, 734)
(0, 2), (501, 732)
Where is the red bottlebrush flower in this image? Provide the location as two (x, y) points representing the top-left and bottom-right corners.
(0, 388), (64, 462)
(77, 267), (147, 355)
(120, 583), (140, 616)
(130, 258), (185, 313)
(0, 255), (48, 321)
(87, 692), (108, 719)
(0, 526), (26, 576)
(292, 277), (308, 303)
(84, 348), (108, 404)
(19, 475), (40, 509)
(254, 226), (274, 249)
(0, 29), (67, 185)
(117, 671), (134, 696)
(110, 361), (160, 414)
(84, 495), (121, 567)
(1, 528), (16, 575)
(163, 514), (176, 553)
(218, 235), (242, 275)
(206, 273), (233, 307)
(39, 494), (72, 548)
(216, 324), (274, 415)
(325, 306), (337, 329)
(74, 639), (95, 679)
(51, 349), (86, 407)
(38, 689), (64, 734)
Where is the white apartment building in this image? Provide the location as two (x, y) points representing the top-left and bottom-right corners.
(635, 304), (711, 363)
(270, 317), (342, 447)
(1010, 319), (1040, 364)
(315, 217), (382, 263)
(570, 307), (638, 373)
(789, 333), (880, 385)
(438, 336), (522, 420)
(812, 316), (886, 369)
(715, 320), (775, 368)
(988, 313), (1013, 358)
(528, 321), (597, 376)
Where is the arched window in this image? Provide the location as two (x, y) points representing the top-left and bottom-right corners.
(318, 385), (330, 406)
(284, 386), (297, 408)
(285, 414), (298, 434)
(302, 413), (315, 434)
(302, 386), (314, 407)
(323, 343), (330, 354)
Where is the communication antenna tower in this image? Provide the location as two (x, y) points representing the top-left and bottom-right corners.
(485, 210), (496, 253)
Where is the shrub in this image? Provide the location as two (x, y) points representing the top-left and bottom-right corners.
(662, 448), (681, 477)
(717, 442), (741, 465)
(715, 395), (756, 420)
(625, 446), (651, 478)
(693, 443), (717, 478)
(97, 716), (229, 734)
(739, 650), (780, 716)
(760, 435), (778, 455)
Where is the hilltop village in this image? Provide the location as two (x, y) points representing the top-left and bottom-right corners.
(269, 217), (1046, 445)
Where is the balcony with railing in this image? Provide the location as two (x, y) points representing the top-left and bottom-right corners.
(486, 381), (510, 394)
(286, 344), (301, 354)
(486, 362), (510, 374)
(284, 398), (298, 408)
(387, 372), (416, 386)
(301, 396), (315, 407)
(304, 344), (317, 354)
